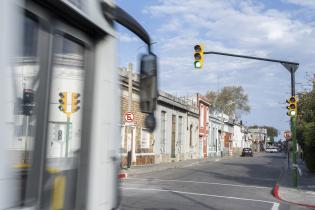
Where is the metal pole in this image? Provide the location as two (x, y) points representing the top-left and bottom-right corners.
(290, 69), (298, 187)
(65, 116), (70, 158)
(127, 63), (133, 168)
(24, 115), (29, 163)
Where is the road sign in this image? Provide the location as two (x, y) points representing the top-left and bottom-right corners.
(284, 130), (291, 140)
(124, 112), (134, 122)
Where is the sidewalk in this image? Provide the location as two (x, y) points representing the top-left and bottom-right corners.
(120, 155), (232, 176)
(273, 156), (315, 208)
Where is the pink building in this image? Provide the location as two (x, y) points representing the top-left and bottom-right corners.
(198, 94), (210, 158)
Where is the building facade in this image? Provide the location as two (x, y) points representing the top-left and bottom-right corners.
(120, 67), (155, 166)
(208, 112), (224, 157)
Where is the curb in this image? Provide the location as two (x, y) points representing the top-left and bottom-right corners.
(272, 156), (315, 209)
(273, 183), (315, 209)
(118, 172), (128, 179)
(273, 183), (280, 199)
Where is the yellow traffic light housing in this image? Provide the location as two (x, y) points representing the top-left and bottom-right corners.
(71, 92), (80, 113)
(286, 96), (297, 116)
(58, 92), (67, 113)
(194, 44), (204, 69)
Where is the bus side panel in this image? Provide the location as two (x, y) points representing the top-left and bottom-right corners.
(0, 0), (24, 209)
(86, 36), (120, 210)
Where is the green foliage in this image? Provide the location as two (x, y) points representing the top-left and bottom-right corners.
(206, 86), (250, 117)
(297, 79), (315, 172)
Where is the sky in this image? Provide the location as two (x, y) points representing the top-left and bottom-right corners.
(115, 0), (315, 140)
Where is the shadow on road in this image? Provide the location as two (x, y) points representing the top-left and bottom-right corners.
(163, 153), (286, 188)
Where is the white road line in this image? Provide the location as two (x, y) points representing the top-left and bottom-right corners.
(181, 162), (200, 168)
(121, 187), (279, 209)
(126, 178), (271, 189)
(271, 202), (280, 210)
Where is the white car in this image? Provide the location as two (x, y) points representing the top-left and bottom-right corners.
(265, 147), (278, 153)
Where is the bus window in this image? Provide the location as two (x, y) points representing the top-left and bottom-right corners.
(12, 14), (40, 205)
(13, 15), (39, 165)
(43, 34), (85, 210)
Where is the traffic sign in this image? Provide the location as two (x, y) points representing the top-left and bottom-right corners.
(124, 112), (134, 122)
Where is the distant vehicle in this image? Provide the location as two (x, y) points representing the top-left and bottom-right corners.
(241, 148), (253, 157)
(265, 147), (278, 153)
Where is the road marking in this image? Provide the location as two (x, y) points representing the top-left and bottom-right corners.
(126, 178), (271, 189)
(271, 202), (280, 210)
(121, 187), (279, 209)
(181, 162), (200, 168)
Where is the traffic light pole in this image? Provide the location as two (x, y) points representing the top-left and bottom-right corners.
(65, 116), (70, 158)
(204, 50), (299, 187)
(290, 68), (298, 187)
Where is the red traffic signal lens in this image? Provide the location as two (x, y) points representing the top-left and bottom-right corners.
(59, 92), (65, 98)
(289, 97), (295, 103)
(194, 45), (201, 53)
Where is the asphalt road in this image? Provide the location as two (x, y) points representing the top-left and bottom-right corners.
(120, 153), (310, 210)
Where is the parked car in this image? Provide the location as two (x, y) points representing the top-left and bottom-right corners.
(265, 147), (278, 153)
(241, 148), (253, 157)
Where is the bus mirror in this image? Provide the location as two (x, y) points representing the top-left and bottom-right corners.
(140, 53), (157, 132)
(140, 53), (157, 114)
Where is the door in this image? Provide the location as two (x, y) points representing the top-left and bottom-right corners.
(203, 136), (207, 158)
(171, 115), (176, 158)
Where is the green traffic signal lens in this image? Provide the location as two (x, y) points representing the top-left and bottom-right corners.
(194, 61), (201, 68)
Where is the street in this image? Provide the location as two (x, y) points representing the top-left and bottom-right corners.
(120, 153), (308, 210)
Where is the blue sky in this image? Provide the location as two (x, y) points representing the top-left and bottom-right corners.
(115, 0), (315, 139)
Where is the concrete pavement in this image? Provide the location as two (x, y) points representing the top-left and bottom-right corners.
(274, 156), (315, 208)
(120, 153), (309, 210)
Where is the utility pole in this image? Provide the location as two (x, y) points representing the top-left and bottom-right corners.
(127, 63), (134, 168)
(200, 49), (299, 187)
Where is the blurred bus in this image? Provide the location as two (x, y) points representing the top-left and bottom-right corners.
(0, 0), (157, 209)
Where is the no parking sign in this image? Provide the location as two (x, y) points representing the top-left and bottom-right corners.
(124, 112), (134, 123)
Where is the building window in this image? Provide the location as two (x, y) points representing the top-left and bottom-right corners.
(178, 116), (183, 148)
(161, 111), (166, 152)
(206, 107), (209, 125)
(141, 128), (150, 149)
(189, 124), (193, 147)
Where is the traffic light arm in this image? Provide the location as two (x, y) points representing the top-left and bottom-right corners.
(203, 51), (299, 67)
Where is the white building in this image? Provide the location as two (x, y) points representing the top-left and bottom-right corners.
(154, 91), (199, 163)
(208, 112), (224, 157)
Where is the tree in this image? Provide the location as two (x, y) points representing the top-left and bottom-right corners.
(206, 86), (250, 117)
(248, 125), (278, 142)
(297, 79), (315, 172)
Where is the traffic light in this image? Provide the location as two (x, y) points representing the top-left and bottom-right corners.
(194, 44), (204, 69)
(58, 92), (67, 113)
(23, 89), (34, 116)
(71, 92), (80, 113)
(286, 96), (297, 116)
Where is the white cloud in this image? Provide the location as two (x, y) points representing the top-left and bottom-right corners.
(119, 0), (315, 131)
(285, 0), (315, 9)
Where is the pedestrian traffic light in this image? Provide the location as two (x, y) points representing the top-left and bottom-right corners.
(58, 92), (67, 113)
(71, 92), (80, 113)
(194, 44), (204, 69)
(286, 96), (297, 116)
